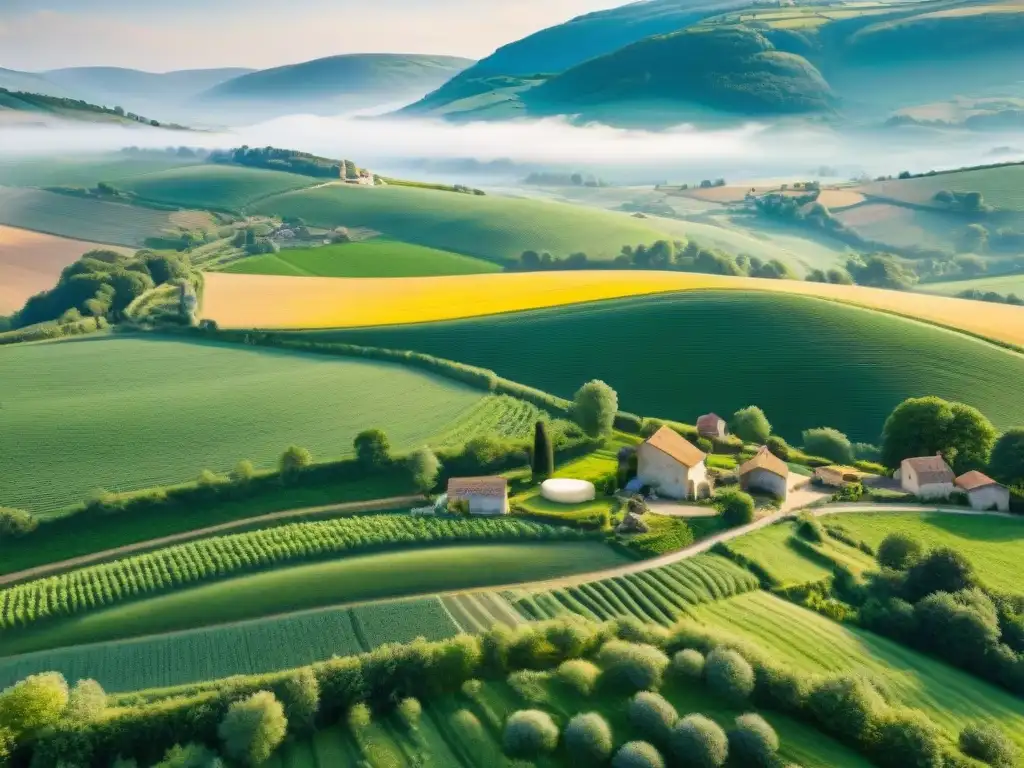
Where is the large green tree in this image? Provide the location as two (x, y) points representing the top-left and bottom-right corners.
(730, 406), (771, 444)
(0, 672), (69, 735)
(218, 691), (287, 766)
(572, 380), (618, 437)
(354, 429), (391, 469)
(990, 428), (1024, 485)
(881, 396), (996, 472)
(532, 421), (554, 481)
(407, 446), (440, 494)
(802, 427), (854, 464)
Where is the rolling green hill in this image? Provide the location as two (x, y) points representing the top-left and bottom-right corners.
(0, 336), (541, 514)
(307, 291), (1024, 442)
(0, 88), (169, 126)
(249, 183), (679, 263)
(115, 164), (318, 210)
(0, 153), (203, 188)
(856, 162), (1024, 212)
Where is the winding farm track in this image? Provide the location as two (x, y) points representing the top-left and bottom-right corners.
(0, 494), (423, 587)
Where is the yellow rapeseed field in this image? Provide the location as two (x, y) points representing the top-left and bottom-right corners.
(201, 271), (1024, 348)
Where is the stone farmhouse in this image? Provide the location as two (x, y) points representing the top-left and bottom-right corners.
(447, 476), (509, 515)
(636, 426), (710, 500)
(696, 413), (728, 439)
(955, 471), (1010, 512)
(898, 455), (955, 500)
(739, 446), (790, 500)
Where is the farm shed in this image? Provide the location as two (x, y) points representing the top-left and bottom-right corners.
(636, 425), (709, 500)
(447, 476), (509, 516)
(697, 413), (728, 439)
(739, 446), (789, 499)
(899, 455), (954, 500)
(955, 470), (1010, 512)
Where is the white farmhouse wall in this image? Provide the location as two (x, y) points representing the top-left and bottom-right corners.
(741, 468), (788, 498)
(901, 463), (953, 499)
(469, 495), (509, 516)
(636, 444), (707, 500)
(967, 486), (1010, 512)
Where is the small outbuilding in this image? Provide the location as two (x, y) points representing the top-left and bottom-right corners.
(447, 476), (509, 516)
(739, 446), (790, 499)
(636, 426), (709, 500)
(899, 455), (954, 500)
(955, 471), (1010, 512)
(815, 465), (862, 488)
(696, 413), (728, 440)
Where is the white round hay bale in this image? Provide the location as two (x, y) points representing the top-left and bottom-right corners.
(541, 478), (596, 504)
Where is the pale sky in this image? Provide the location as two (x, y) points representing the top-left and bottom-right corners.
(0, 0), (627, 72)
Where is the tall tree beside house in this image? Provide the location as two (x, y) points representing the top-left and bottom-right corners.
(989, 428), (1024, 486)
(532, 421), (554, 482)
(407, 446), (440, 494)
(881, 396), (996, 472)
(572, 380), (618, 438)
(730, 406), (771, 444)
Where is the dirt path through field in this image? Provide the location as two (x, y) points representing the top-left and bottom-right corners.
(0, 494), (423, 587)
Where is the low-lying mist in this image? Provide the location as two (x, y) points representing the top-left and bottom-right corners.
(2, 113), (1022, 185)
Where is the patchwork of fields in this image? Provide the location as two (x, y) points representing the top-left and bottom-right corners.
(223, 239), (500, 278)
(201, 270), (1024, 350)
(922, 271), (1024, 297)
(116, 164), (319, 210)
(0, 336), (540, 513)
(855, 163), (1024, 212)
(0, 153), (203, 188)
(308, 291), (1024, 441)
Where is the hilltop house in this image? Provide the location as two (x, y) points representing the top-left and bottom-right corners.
(899, 455), (955, 500)
(696, 413), (728, 440)
(447, 476), (509, 516)
(955, 471), (1010, 512)
(739, 446), (790, 499)
(636, 426), (710, 500)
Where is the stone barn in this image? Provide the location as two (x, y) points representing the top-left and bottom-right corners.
(696, 413), (728, 439)
(636, 426), (709, 500)
(955, 471), (1010, 512)
(446, 476), (509, 516)
(899, 455), (954, 500)
(739, 446), (790, 499)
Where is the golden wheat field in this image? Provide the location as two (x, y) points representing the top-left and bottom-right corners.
(201, 271), (1024, 347)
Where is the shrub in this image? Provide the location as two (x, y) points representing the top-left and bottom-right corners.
(347, 702), (371, 731)
(807, 676), (885, 746)
(64, 679), (106, 724)
(990, 428), (1024, 485)
(279, 445), (312, 477)
(795, 512), (826, 543)
(670, 714), (729, 768)
(354, 429), (391, 469)
(613, 740), (666, 768)
(406, 446), (440, 494)
(873, 708), (944, 768)
(572, 380), (619, 437)
(154, 743), (223, 767)
(197, 469), (225, 488)
(218, 691), (288, 766)
(276, 669), (319, 734)
(728, 713), (779, 767)
(959, 722), (1018, 768)
(0, 507), (38, 539)
(803, 427), (854, 464)
(397, 697), (422, 730)
(0, 728), (14, 764)
(904, 547), (976, 602)
(766, 436), (790, 460)
(730, 406), (771, 444)
(502, 709), (560, 758)
(716, 490), (755, 527)
(672, 648), (705, 680)
(508, 670), (549, 704)
(628, 691), (678, 745)
(704, 647), (755, 706)
(564, 712), (614, 764)
(230, 460), (256, 484)
(877, 533), (923, 570)
(754, 664), (810, 714)
(596, 640), (671, 693)
(556, 659), (601, 696)
(0, 671), (69, 734)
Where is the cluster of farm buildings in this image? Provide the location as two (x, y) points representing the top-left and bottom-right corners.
(444, 412), (1011, 515)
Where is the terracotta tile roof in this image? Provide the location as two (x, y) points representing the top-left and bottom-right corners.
(643, 425), (706, 468)
(902, 455), (954, 486)
(955, 470), (1003, 492)
(447, 476), (508, 498)
(739, 446), (790, 479)
(696, 413), (724, 433)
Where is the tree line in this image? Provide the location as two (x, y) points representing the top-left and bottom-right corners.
(208, 146), (361, 180)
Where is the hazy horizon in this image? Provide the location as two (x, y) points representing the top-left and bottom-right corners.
(0, 0), (625, 72)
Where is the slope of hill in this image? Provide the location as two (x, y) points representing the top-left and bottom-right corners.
(197, 53), (474, 118)
(0, 88), (172, 126)
(41, 66), (253, 107)
(0, 68), (69, 98)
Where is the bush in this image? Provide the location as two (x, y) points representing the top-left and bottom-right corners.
(406, 446), (440, 494)
(279, 445), (312, 478)
(796, 512), (826, 543)
(347, 702), (372, 731)
(556, 659), (602, 696)
(730, 406), (771, 443)
(873, 709), (944, 768)
(754, 663), (810, 714)
(0, 671), (69, 734)
(628, 691), (678, 745)
(0, 727), (11, 764)
(670, 713), (729, 768)
(672, 649), (705, 680)
(508, 669), (549, 704)
(766, 436), (790, 460)
(705, 648), (755, 706)
(802, 427), (854, 464)
(596, 640), (671, 693)
(218, 691), (288, 766)
(564, 712), (614, 764)
(230, 460), (256, 484)
(276, 669), (319, 734)
(876, 533), (924, 570)
(716, 490), (755, 527)
(728, 713), (779, 767)
(0, 507), (38, 539)
(572, 380), (619, 437)
(613, 740), (666, 768)
(397, 697), (422, 730)
(807, 676), (885, 746)
(990, 428), (1024, 486)
(904, 547), (975, 602)
(354, 429), (391, 469)
(959, 722), (1018, 768)
(64, 679), (106, 724)
(502, 709), (560, 758)
(154, 743), (223, 767)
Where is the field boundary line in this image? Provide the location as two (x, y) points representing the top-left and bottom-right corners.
(0, 494), (423, 587)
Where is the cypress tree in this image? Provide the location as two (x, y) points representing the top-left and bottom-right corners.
(532, 421), (554, 482)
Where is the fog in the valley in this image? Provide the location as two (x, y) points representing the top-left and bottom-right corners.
(2, 112), (1022, 186)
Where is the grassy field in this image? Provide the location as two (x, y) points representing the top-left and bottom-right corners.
(223, 239), (500, 278)
(0, 187), (212, 246)
(0, 225), (132, 313)
(695, 591), (1024, 750)
(0, 542), (629, 657)
(250, 182), (678, 262)
(0, 153), (203, 188)
(824, 511), (1024, 593)
(201, 270), (1024, 351)
(921, 271), (1024, 297)
(506, 553), (761, 626)
(0, 335), (542, 514)
(0, 595), (459, 691)
(116, 164), (319, 210)
(307, 291), (1024, 442)
(833, 202), (958, 251)
(855, 163), (1024, 212)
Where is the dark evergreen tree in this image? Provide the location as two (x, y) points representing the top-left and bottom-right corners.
(532, 421), (554, 481)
